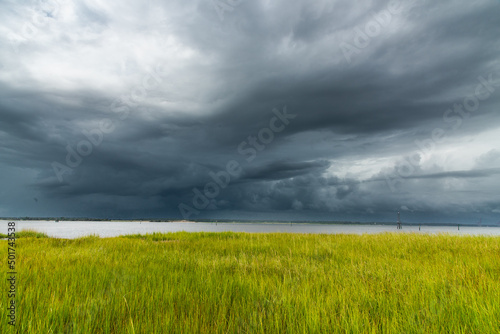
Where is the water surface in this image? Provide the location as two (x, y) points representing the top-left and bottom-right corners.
(2, 220), (500, 239)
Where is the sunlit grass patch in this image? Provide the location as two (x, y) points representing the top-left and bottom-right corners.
(0, 229), (50, 239)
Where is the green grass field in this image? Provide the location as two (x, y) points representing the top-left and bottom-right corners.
(1, 232), (499, 333)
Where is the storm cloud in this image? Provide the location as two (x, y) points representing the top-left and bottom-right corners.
(1, 0), (499, 223)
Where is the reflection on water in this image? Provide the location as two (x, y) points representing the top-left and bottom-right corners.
(2, 220), (500, 239)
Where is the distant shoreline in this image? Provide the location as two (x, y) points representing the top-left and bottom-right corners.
(1, 219), (499, 227)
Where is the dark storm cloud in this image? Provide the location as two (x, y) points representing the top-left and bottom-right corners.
(241, 161), (330, 182)
(0, 0), (499, 223)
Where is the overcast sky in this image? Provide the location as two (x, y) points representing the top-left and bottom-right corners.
(1, 0), (499, 223)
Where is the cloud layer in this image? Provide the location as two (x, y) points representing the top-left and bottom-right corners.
(1, 0), (499, 223)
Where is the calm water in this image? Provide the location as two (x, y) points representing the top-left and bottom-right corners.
(2, 220), (500, 239)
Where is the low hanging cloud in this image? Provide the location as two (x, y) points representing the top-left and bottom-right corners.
(0, 0), (499, 224)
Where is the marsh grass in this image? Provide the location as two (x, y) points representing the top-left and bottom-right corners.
(1, 232), (499, 333)
(0, 229), (49, 239)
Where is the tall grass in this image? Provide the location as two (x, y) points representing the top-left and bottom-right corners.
(1, 232), (499, 333)
(0, 229), (49, 239)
